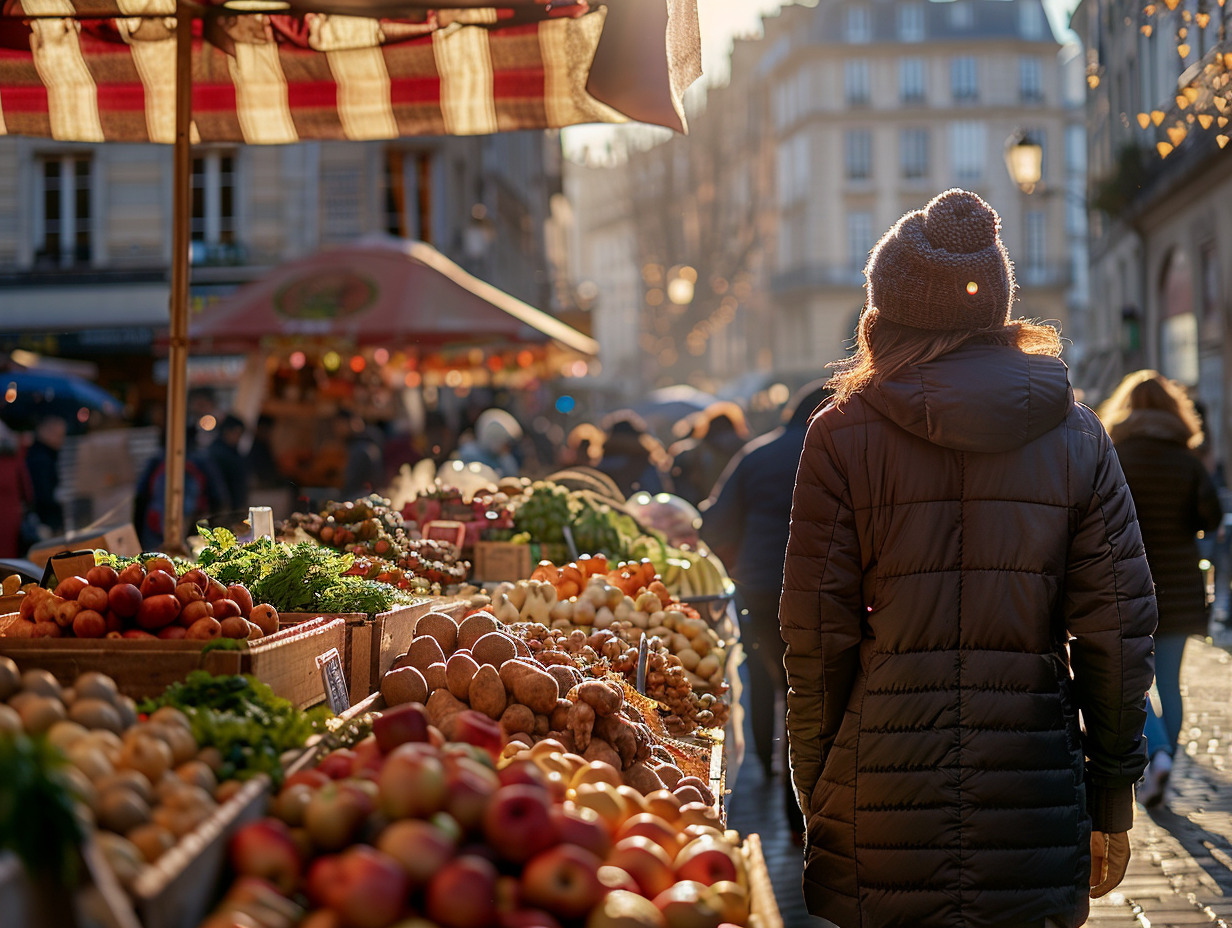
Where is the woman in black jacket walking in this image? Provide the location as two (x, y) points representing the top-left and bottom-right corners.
(1098, 371), (1223, 806)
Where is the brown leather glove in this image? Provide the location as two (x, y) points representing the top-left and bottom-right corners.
(1090, 831), (1131, 898)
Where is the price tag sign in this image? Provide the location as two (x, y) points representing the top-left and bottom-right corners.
(317, 648), (350, 715)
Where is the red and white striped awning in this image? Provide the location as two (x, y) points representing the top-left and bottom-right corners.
(0, 0), (700, 143)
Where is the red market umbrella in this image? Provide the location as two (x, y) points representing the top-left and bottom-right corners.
(188, 237), (598, 355)
(0, 0), (699, 551)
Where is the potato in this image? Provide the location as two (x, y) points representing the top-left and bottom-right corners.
(0, 704), (23, 735)
(468, 664), (507, 720)
(456, 612), (500, 651)
(509, 665), (561, 716)
(75, 674), (119, 706)
(219, 616), (251, 639)
(623, 760), (667, 794)
(19, 696), (67, 734)
(381, 666), (428, 707)
(546, 664), (581, 698)
(675, 647), (701, 672)
(471, 631), (518, 668)
(499, 703), (535, 735)
(533, 713), (550, 737)
(119, 730), (173, 783)
(575, 680), (623, 717)
(97, 787), (152, 834)
(415, 611), (459, 655)
(425, 688), (467, 727)
(95, 832), (144, 889)
(583, 738), (623, 771)
(186, 617), (222, 640)
(550, 699), (572, 732)
(404, 635), (446, 673)
(445, 652), (480, 702)
(695, 655), (720, 680)
(128, 823), (176, 863)
(651, 761), (683, 789)
(423, 662), (448, 693)
(70, 697), (124, 734)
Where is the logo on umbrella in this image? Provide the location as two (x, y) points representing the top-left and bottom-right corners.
(275, 270), (378, 321)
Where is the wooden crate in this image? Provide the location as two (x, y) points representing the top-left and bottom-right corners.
(131, 777), (271, 928)
(743, 833), (784, 928)
(471, 541), (534, 582)
(0, 616), (346, 708)
(279, 612), (368, 701)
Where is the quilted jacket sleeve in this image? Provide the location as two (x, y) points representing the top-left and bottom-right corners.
(779, 414), (865, 813)
(1064, 422), (1157, 833)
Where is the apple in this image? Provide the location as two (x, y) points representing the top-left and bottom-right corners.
(379, 743), (448, 820)
(73, 610), (107, 638)
(328, 845), (408, 928)
(86, 564), (119, 590)
(446, 761), (501, 832)
(496, 873), (522, 914)
(585, 890), (667, 928)
(175, 583), (205, 606)
(122, 629), (157, 639)
(108, 583), (143, 618)
(179, 568), (208, 590)
(144, 556), (177, 576)
(228, 819), (301, 894)
(549, 805), (612, 860)
(78, 585), (110, 613)
(701, 882), (749, 925)
(606, 836), (677, 898)
(158, 625), (188, 640)
(650, 881), (724, 928)
(430, 811), (464, 846)
(570, 784), (628, 833)
(349, 736), (384, 775)
(372, 703), (432, 754)
(570, 760), (624, 790)
(521, 844), (605, 920)
(598, 865), (641, 894)
(136, 594), (182, 630)
(54, 576), (88, 600)
(306, 855), (344, 909)
(140, 569), (177, 598)
(500, 909), (564, 928)
(304, 782), (373, 851)
(673, 836), (739, 887)
(213, 598), (242, 620)
(117, 562), (146, 587)
(284, 769), (330, 791)
(482, 785), (558, 864)
(425, 855), (499, 928)
(214, 877), (304, 928)
(498, 759), (550, 792)
(452, 709), (504, 761)
(377, 818), (458, 885)
(618, 813), (681, 857)
(205, 578), (229, 603)
(298, 911), (344, 928)
(272, 783), (315, 827)
(316, 749), (358, 780)
(227, 584), (254, 617)
(643, 790), (683, 823)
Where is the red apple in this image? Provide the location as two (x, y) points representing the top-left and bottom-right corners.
(227, 584), (254, 617)
(607, 836), (677, 898)
(376, 818), (458, 885)
(328, 846), (408, 928)
(482, 785), (558, 864)
(373, 703), (432, 754)
(144, 556), (177, 577)
(588, 890), (668, 928)
(673, 836), (740, 886)
(77, 585), (110, 613)
(272, 783), (315, 827)
(618, 813), (682, 858)
(136, 593), (181, 630)
(549, 805), (612, 861)
(306, 855), (344, 909)
(651, 881), (724, 928)
(598, 865), (641, 894)
(304, 782), (373, 851)
(108, 583), (143, 618)
(378, 744), (448, 820)
(140, 569), (177, 598)
(520, 844), (605, 920)
(205, 577), (228, 603)
(86, 564), (119, 590)
(117, 562), (146, 586)
(445, 761), (501, 832)
(452, 710), (505, 762)
(212, 598), (242, 620)
(349, 736), (384, 775)
(54, 576), (88, 600)
(158, 625), (187, 640)
(500, 909), (563, 928)
(316, 749), (358, 780)
(175, 582), (205, 606)
(425, 855), (499, 928)
(179, 568), (208, 590)
(228, 819), (302, 894)
(498, 760), (550, 792)
(284, 769), (330, 792)
(121, 629), (157, 639)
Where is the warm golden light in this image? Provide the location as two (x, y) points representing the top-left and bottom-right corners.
(966, 282), (979, 295)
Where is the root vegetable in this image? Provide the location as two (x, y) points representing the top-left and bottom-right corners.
(499, 703), (535, 735)
(423, 662), (448, 693)
(583, 738), (622, 770)
(468, 664), (507, 720)
(405, 635), (446, 673)
(415, 612), (459, 654)
(445, 652), (480, 702)
(550, 699), (572, 732)
(568, 700), (595, 752)
(471, 631), (518, 668)
(426, 686), (467, 729)
(382, 666), (429, 707)
(575, 680), (623, 717)
(456, 612), (500, 651)
(248, 604), (279, 636)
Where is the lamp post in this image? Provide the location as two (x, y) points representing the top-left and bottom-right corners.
(1004, 129), (1043, 195)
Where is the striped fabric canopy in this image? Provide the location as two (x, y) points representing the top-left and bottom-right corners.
(0, 0), (701, 143)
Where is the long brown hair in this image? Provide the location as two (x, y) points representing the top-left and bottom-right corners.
(826, 307), (1064, 406)
(1096, 369), (1204, 449)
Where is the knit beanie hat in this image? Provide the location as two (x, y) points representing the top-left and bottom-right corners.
(864, 189), (1016, 331)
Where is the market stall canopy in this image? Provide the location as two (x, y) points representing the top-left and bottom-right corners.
(1, 367), (124, 430)
(0, 0), (701, 141)
(187, 236), (599, 355)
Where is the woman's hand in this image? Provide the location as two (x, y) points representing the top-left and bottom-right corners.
(1090, 831), (1131, 897)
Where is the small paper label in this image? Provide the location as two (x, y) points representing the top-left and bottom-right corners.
(317, 647), (350, 715)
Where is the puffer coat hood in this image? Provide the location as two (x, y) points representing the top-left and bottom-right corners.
(780, 343), (1156, 928)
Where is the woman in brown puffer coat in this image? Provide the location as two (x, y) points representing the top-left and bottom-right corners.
(780, 189), (1157, 928)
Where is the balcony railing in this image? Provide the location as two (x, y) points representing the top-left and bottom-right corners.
(771, 262), (865, 293)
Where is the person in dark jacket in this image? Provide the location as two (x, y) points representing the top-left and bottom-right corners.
(781, 189), (1156, 928)
(701, 380), (829, 837)
(208, 414), (249, 512)
(24, 415), (66, 537)
(669, 402), (749, 506)
(596, 413), (672, 498)
(1098, 370), (1223, 807)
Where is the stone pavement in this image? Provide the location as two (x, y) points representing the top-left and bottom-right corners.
(727, 636), (1232, 928)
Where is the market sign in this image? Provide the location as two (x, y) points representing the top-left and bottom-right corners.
(274, 270), (379, 323)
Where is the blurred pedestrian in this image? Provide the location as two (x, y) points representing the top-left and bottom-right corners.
(562, 423), (605, 469)
(1098, 370), (1223, 807)
(23, 415), (66, 538)
(247, 414), (286, 491)
(208, 413), (249, 512)
(596, 413), (672, 498)
(781, 189), (1155, 927)
(454, 408), (523, 478)
(133, 425), (227, 551)
(701, 381), (829, 839)
(669, 402), (749, 505)
(333, 411), (385, 499)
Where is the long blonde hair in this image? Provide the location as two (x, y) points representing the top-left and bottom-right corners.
(1096, 369), (1204, 449)
(826, 307), (1064, 406)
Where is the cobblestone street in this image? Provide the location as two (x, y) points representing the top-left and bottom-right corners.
(728, 636), (1232, 928)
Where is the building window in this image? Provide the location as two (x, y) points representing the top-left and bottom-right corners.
(320, 166), (362, 243)
(950, 121), (986, 180)
(777, 133), (809, 205)
(900, 128), (930, 179)
(949, 1), (973, 29)
(384, 149), (432, 241)
(34, 154), (91, 268)
(899, 58), (926, 103)
(951, 56), (978, 101)
(1019, 56), (1043, 102)
(1025, 210), (1047, 275)
(1019, 1), (1045, 40)
(191, 151), (237, 265)
(848, 211), (874, 272)
(845, 59), (871, 106)
(845, 129), (873, 181)
(897, 3), (925, 42)
(845, 6), (871, 43)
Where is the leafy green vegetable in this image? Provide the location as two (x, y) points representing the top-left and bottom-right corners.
(0, 734), (85, 885)
(140, 671), (331, 788)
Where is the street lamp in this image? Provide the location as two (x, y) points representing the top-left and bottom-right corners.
(1004, 130), (1043, 195)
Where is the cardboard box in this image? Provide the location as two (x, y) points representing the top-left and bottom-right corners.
(471, 541), (533, 583)
(26, 523), (141, 568)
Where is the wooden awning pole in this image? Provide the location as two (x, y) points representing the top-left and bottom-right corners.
(162, 2), (193, 554)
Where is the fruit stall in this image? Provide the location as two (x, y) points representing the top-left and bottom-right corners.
(0, 475), (780, 928)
